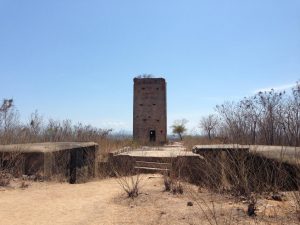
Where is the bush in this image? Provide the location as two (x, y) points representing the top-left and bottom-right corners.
(115, 174), (143, 199)
(0, 171), (10, 187)
(163, 175), (183, 195)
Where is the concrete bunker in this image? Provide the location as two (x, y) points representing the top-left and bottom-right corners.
(192, 145), (300, 192)
(0, 142), (98, 184)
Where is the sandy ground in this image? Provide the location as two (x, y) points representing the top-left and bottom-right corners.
(0, 175), (299, 225)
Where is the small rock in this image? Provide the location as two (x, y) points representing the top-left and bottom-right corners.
(28, 175), (36, 181)
(235, 208), (245, 217)
(240, 196), (247, 201)
(187, 201), (193, 207)
(20, 181), (29, 189)
(247, 203), (256, 217)
(271, 193), (284, 201)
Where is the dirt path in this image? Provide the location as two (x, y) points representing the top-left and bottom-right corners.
(0, 174), (197, 225)
(0, 174), (298, 225)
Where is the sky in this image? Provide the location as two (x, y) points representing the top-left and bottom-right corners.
(0, 0), (299, 134)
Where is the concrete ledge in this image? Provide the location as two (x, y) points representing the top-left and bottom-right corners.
(193, 144), (300, 165)
(0, 142), (97, 153)
(0, 142), (98, 183)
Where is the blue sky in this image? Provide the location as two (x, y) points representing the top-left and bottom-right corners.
(0, 0), (299, 134)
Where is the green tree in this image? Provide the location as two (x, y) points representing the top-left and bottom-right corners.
(171, 119), (188, 140)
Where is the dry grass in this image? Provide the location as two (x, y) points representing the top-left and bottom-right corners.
(180, 137), (300, 224)
(183, 136), (224, 152)
(0, 152), (23, 187)
(163, 174), (183, 195)
(98, 137), (140, 156)
(0, 171), (10, 187)
(293, 190), (300, 222)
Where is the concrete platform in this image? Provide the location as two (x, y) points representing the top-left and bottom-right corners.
(193, 144), (300, 165)
(107, 143), (203, 176)
(0, 142), (98, 183)
(0, 142), (96, 153)
(118, 145), (200, 158)
(192, 144), (300, 191)
(108, 143), (299, 191)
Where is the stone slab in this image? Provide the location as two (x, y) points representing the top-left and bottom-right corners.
(118, 145), (201, 158)
(0, 142), (97, 153)
(193, 144), (300, 165)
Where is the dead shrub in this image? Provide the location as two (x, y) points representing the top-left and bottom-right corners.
(172, 181), (183, 194)
(0, 171), (10, 187)
(163, 175), (172, 191)
(20, 181), (29, 189)
(292, 190), (300, 221)
(115, 173), (143, 199)
(0, 152), (23, 187)
(163, 175), (183, 195)
(108, 152), (143, 199)
(247, 195), (257, 217)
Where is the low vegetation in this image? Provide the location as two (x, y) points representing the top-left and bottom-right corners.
(115, 174), (143, 199)
(163, 174), (183, 194)
(203, 81), (300, 146)
(172, 81), (299, 147)
(0, 99), (135, 159)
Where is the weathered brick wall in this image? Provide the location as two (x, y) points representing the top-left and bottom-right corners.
(133, 78), (167, 144)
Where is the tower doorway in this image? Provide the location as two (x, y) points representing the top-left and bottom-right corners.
(149, 130), (156, 142)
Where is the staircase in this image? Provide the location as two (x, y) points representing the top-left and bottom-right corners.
(133, 156), (172, 174)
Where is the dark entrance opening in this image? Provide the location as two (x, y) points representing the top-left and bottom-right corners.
(150, 130), (156, 142)
(69, 150), (77, 184)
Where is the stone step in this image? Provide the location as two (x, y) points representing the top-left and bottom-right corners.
(135, 161), (171, 169)
(134, 166), (170, 173)
(132, 156), (173, 163)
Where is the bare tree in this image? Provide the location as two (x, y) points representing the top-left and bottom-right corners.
(256, 89), (284, 145)
(282, 81), (300, 146)
(216, 102), (244, 143)
(0, 99), (14, 132)
(0, 99), (20, 136)
(29, 110), (43, 137)
(214, 81), (299, 146)
(199, 114), (219, 140)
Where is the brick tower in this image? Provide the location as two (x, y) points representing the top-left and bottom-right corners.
(133, 77), (167, 144)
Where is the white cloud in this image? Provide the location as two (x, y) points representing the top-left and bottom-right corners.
(254, 83), (295, 94)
